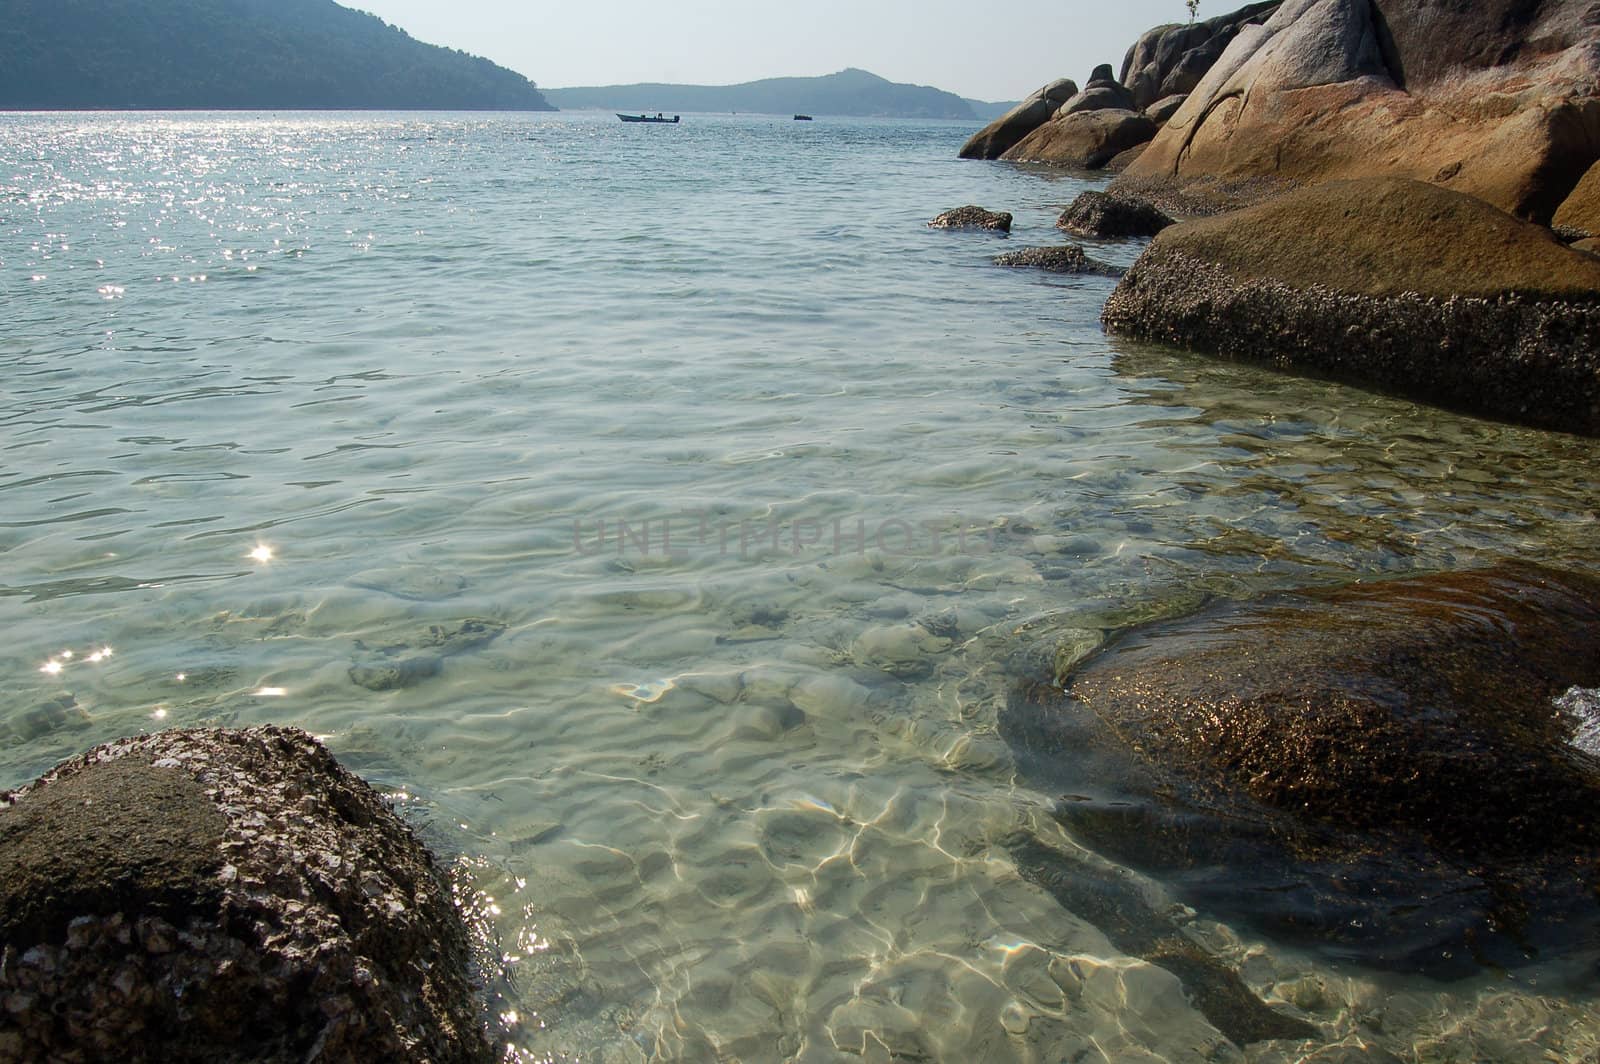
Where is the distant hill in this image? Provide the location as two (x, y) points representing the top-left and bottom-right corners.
(965, 99), (1021, 122)
(0, 0), (554, 110)
(545, 68), (977, 120)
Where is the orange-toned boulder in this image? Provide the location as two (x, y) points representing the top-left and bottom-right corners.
(1121, 0), (1600, 222)
(1555, 160), (1600, 235)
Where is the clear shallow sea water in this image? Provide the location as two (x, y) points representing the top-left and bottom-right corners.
(3, 111), (1600, 1062)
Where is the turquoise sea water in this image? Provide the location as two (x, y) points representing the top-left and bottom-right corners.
(4, 111), (1600, 1062)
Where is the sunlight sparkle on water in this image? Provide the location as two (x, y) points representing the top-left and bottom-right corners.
(248, 543), (274, 563)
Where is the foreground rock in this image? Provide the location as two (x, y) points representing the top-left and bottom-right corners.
(1102, 178), (1600, 435)
(0, 727), (494, 1063)
(1003, 561), (1600, 974)
(927, 205), (1012, 231)
(1000, 109), (1158, 168)
(1121, 1), (1281, 110)
(1124, 0), (1600, 222)
(958, 78), (1078, 160)
(1056, 190), (1174, 238)
(993, 245), (1122, 274)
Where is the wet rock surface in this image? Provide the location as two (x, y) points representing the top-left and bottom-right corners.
(927, 205), (1012, 231)
(0, 726), (495, 1063)
(1056, 190), (1174, 239)
(1102, 178), (1600, 435)
(993, 244), (1123, 274)
(1002, 562), (1600, 975)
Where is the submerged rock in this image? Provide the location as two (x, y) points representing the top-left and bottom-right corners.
(993, 245), (1123, 274)
(959, 79), (1079, 160)
(0, 727), (495, 1063)
(1102, 178), (1600, 435)
(927, 205), (1012, 232)
(1056, 189), (1174, 239)
(349, 617), (505, 692)
(1011, 837), (1317, 1046)
(1002, 562), (1600, 975)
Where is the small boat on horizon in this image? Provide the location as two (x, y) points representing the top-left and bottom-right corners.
(793, 114), (813, 121)
(618, 113), (680, 124)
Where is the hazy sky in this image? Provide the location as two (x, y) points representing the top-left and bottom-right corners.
(348, 1), (1199, 102)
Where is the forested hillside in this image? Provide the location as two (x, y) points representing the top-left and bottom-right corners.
(0, 0), (554, 110)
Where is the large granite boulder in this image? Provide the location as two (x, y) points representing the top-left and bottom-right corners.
(999, 109), (1159, 168)
(0, 727), (495, 1063)
(1121, 0), (1282, 110)
(958, 78), (1079, 160)
(1102, 177), (1600, 435)
(1002, 561), (1600, 974)
(1122, 0), (1600, 222)
(1554, 159), (1600, 235)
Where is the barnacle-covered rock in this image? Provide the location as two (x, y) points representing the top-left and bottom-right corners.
(0, 726), (495, 1063)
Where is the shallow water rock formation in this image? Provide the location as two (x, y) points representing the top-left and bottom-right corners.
(958, 78), (1079, 160)
(1056, 190), (1175, 239)
(927, 205), (1012, 231)
(1121, 0), (1600, 222)
(993, 245), (1123, 274)
(0, 726), (494, 1064)
(1120, 1), (1282, 110)
(1002, 561), (1600, 975)
(349, 617), (506, 692)
(1102, 177), (1600, 435)
(1000, 109), (1159, 168)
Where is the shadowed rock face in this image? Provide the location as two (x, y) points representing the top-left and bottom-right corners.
(1001, 562), (1600, 975)
(0, 727), (496, 1064)
(1102, 177), (1600, 435)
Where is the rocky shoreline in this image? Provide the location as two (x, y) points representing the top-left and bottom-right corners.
(955, 0), (1600, 438)
(939, 0), (1600, 1016)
